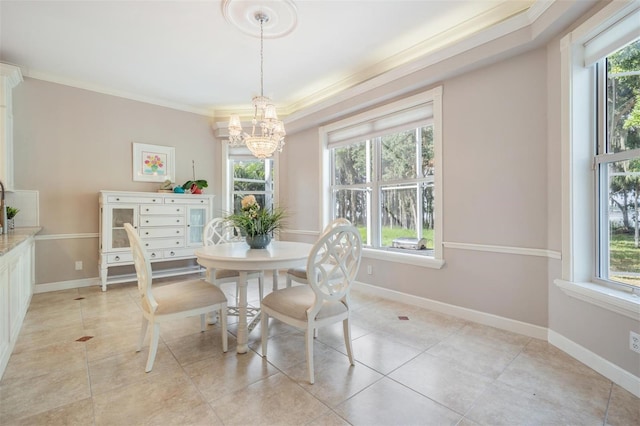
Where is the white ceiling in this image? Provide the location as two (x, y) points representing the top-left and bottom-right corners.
(2, 0), (547, 118)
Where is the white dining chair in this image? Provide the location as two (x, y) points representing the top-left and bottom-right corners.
(285, 218), (351, 288)
(203, 218), (265, 322)
(261, 224), (363, 384)
(124, 223), (228, 372)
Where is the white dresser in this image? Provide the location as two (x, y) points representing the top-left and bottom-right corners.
(98, 190), (214, 291)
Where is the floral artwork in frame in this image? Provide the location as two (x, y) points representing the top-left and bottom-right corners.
(132, 143), (175, 183)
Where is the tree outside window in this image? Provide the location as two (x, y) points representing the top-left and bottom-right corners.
(599, 38), (640, 288)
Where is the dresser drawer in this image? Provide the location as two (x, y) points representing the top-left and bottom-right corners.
(164, 197), (209, 205)
(141, 238), (184, 250)
(107, 195), (162, 204)
(140, 227), (184, 238)
(141, 205), (185, 215)
(107, 253), (133, 264)
(163, 248), (195, 259)
(140, 216), (183, 227)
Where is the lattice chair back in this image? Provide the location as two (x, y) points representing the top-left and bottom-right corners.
(124, 223), (158, 314)
(306, 224), (362, 315)
(203, 217), (239, 246)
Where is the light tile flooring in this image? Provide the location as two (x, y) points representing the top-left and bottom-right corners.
(1, 274), (638, 425)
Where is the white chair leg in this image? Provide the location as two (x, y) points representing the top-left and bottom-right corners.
(286, 274), (292, 288)
(258, 272), (264, 301)
(220, 307), (228, 353)
(200, 314), (206, 332)
(343, 318), (354, 366)
(306, 326), (315, 384)
(207, 311), (218, 325)
(145, 322), (160, 373)
(261, 311), (268, 357)
(136, 316), (148, 352)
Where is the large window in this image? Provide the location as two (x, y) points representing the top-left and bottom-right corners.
(596, 39), (640, 290)
(321, 87), (443, 267)
(330, 126), (434, 251)
(558, 1), (640, 317)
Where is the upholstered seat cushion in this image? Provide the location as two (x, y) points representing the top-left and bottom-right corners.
(214, 268), (261, 280)
(152, 279), (227, 316)
(261, 285), (347, 321)
(286, 267), (307, 280)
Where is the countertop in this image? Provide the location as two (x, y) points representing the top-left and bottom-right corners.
(0, 227), (42, 256)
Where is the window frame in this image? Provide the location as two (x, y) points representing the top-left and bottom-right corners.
(320, 87), (444, 269)
(557, 1), (640, 320)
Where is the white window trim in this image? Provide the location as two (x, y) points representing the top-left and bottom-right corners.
(558, 0), (640, 321)
(319, 87), (444, 269)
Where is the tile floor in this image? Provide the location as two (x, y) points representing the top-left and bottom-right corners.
(1, 273), (638, 425)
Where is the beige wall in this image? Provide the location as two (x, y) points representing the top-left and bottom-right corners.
(13, 79), (221, 284)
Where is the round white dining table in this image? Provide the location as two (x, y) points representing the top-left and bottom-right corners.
(195, 240), (313, 353)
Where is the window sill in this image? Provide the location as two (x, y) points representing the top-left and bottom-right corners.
(363, 248), (445, 269)
(554, 279), (640, 321)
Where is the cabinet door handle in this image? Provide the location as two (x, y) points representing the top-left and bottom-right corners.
(115, 256), (120, 261)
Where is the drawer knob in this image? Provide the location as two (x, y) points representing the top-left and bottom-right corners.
(171, 200), (175, 203)
(145, 243), (149, 247)
(176, 230), (180, 234)
(145, 232), (149, 235)
(176, 241), (180, 245)
(151, 253), (156, 258)
(153, 199), (156, 202)
(115, 256), (120, 261)
(146, 220), (149, 223)
(116, 198), (120, 201)
(177, 220), (180, 223)
(170, 251), (175, 256)
(146, 208), (149, 212)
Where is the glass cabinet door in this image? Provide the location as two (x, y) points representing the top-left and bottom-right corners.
(187, 206), (207, 246)
(110, 206), (136, 250)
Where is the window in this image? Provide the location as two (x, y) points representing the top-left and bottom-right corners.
(330, 126), (434, 251)
(321, 87), (443, 267)
(230, 155), (275, 214)
(558, 1), (640, 317)
(596, 39), (640, 290)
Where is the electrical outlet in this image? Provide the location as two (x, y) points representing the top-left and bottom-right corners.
(630, 331), (640, 354)
(75, 261), (83, 271)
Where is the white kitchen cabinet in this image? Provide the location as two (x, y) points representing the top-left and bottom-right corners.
(0, 234), (35, 379)
(0, 63), (23, 191)
(99, 191), (214, 291)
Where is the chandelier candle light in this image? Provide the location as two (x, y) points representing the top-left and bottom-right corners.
(228, 12), (286, 159)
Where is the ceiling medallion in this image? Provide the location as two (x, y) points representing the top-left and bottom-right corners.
(222, 0), (298, 39)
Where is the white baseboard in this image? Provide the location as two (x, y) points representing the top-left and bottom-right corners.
(548, 330), (640, 398)
(34, 277), (99, 293)
(352, 281), (547, 340)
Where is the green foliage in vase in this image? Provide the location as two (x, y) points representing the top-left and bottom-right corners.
(226, 195), (286, 237)
(6, 206), (19, 220)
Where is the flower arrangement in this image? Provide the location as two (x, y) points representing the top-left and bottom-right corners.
(226, 195), (286, 238)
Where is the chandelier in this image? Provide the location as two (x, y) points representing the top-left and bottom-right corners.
(228, 12), (285, 159)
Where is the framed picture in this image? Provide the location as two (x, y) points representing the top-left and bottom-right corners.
(132, 143), (175, 183)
